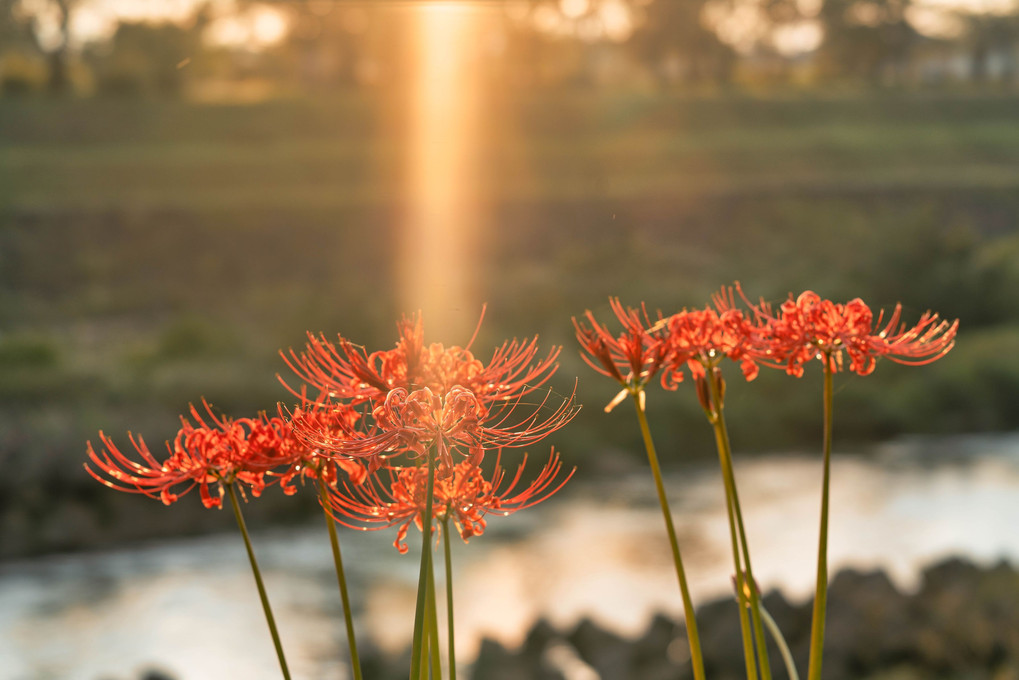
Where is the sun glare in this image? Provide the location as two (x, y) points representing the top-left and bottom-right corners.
(206, 6), (288, 48)
(399, 2), (487, 342)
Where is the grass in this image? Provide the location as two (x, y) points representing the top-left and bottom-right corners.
(7, 92), (1019, 208)
(1, 89), (1017, 555)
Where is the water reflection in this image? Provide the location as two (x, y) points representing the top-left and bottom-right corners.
(3, 433), (1018, 680)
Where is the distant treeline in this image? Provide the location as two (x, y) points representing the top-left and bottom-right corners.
(4, 0), (1019, 97)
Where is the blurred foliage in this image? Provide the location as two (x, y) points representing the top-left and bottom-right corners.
(0, 49), (47, 95)
(91, 18), (206, 96)
(1, 92), (1017, 469)
(3, 0), (1019, 560)
(6, 0), (1019, 98)
(0, 333), (59, 367)
(2, 74), (1018, 554)
(153, 315), (234, 360)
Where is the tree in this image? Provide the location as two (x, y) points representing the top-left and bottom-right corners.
(961, 10), (1019, 83)
(815, 0), (918, 84)
(33, 0), (77, 92)
(1, 0), (79, 92)
(0, 0), (45, 93)
(0, 0), (35, 47)
(628, 0), (735, 87)
(93, 17), (205, 96)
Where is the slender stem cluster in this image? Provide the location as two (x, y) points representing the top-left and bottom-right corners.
(227, 483), (291, 680)
(705, 371), (771, 680)
(81, 293), (957, 680)
(633, 393), (706, 680)
(426, 563), (442, 679)
(443, 516), (458, 680)
(87, 311), (578, 680)
(285, 314), (576, 680)
(576, 287), (957, 680)
(410, 450), (438, 680)
(807, 361), (835, 680)
(318, 476), (363, 680)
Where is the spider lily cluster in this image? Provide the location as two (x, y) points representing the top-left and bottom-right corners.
(85, 285), (957, 680)
(87, 313), (579, 680)
(574, 285), (957, 680)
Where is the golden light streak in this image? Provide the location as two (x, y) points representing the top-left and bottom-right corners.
(399, 2), (486, 342)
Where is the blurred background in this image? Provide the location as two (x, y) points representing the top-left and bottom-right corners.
(2, 0), (1019, 677)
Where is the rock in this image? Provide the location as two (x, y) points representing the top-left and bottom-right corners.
(359, 640), (410, 680)
(523, 618), (565, 661)
(567, 617), (632, 679)
(470, 559), (1019, 680)
(473, 637), (536, 680)
(694, 596), (748, 680)
(472, 619), (569, 680)
(541, 640), (597, 680)
(139, 669), (176, 680)
(759, 590), (810, 680)
(915, 557), (1019, 672)
(631, 613), (691, 680)
(823, 567), (917, 679)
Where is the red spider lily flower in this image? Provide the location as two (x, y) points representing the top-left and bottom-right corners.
(324, 450), (573, 554)
(275, 400), (368, 494)
(286, 312), (579, 472)
(281, 311), (563, 409)
(85, 401), (300, 509)
(292, 386), (485, 473)
(294, 383), (579, 476)
(753, 290), (959, 377)
(372, 386), (486, 471)
(574, 298), (669, 412)
(657, 296), (765, 389)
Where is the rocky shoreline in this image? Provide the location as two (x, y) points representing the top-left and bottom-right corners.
(461, 557), (1019, 680)
(80, 556), (1019, 680)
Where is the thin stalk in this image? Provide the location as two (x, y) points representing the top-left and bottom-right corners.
(707, 373), (772, 680)
(442, 516), (458, 680)
(807, 361), (834, 680)
(410, 450), (437, 680)
(761, 602), (799, 680)
(226, 483), (291, 680)
(708, 408), (758, 680)
(418, 629), (430, 680)
(426, 554), (443, 680)
(631, 391), (706, 680)
(317, 476), (363, 680)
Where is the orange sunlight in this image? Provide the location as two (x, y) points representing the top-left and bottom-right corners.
(398, 2), (487, 343)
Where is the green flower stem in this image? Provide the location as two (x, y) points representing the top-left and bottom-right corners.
(410, 449), (437, 680)
(418, 630), (430, 680)
(707, 407), (758, 680)
(761, 601), (799, 680)
(428, 555), (443, 679)
(707, 373), (772, 680)
(317, 476), (363, 680)
(631, 391), (706, 680)
(442, 516), (458, 680)
(807, 361), (834, 680)
(226, 483), (291, 680)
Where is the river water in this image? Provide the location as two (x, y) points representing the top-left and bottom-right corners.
(3, 433), (1018, 680)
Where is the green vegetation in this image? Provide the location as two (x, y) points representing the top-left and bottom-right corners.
(1, 92), (1016, 555)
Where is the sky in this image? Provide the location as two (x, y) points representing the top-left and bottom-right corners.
(32, 0), (289, 48)
(30, 0), (1019, 55)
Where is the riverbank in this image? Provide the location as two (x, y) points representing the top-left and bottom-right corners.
(4, 434), (1018, 679)
(466, 556), (1019, 680)
(95, 557), (1019, 680)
